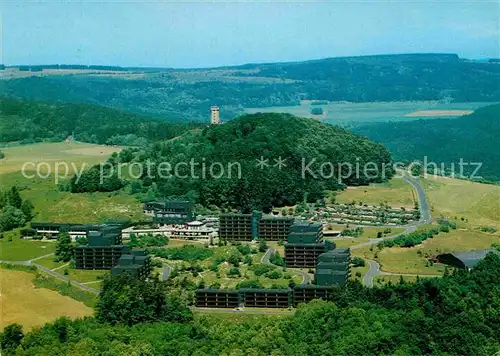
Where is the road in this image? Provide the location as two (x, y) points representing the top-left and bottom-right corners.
(1, 253), (100, 294)
(358, 174), (435, 286)
(350, 174), (431, 251)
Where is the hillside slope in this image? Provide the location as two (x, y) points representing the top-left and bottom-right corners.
(0, 98), (199, 145)
(2, 53), (499, 122)
(139, 113), (394, 211)
(354, 103), (500, 182)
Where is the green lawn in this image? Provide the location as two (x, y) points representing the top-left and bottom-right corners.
(67, 269), (108, 284)
(0, 235), (55, 261)
(35, 255), (65, 269)
(326, 226), (405, 248)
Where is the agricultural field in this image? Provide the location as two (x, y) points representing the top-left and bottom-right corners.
(0, 141), (121, 175)
(333, 177), (416, 209)
(244, 101), (489, 126)
(420, 176), (500, 229)
(0, 268), (93, 331)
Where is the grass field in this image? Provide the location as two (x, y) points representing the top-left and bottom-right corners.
(0, 268), (93, 331)
(0, 142), (145, 224)
(421, 176), (500, 229)
(333, 178), (416, 208)
(0, 234), (55, 261)
(356, 229), (500, 275)
(1, 171), (146, 224)
(0, 141), (121, 175)
(326, 226), (405, 248)
(244, 101), (489, 125)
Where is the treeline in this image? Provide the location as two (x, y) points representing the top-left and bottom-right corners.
(241, 53), (500, 102)
(130, 113), (393, 211)
(2, 76), (299, 122)
(354, 103), (500, 182)
(4, 54), (498, 123)
(17, 64), (128, 72)
(382, 220), (456, 248)
(0, 186), (34, 233)
(0, 98), (200, 145)
(2, 253), (500, 355)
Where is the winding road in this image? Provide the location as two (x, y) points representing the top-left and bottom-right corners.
(357, 173), (435, 287)
(261, 247), (312, 285)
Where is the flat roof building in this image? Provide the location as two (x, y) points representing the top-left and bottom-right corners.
(111, 250), (151, 279)
(284, 222), (333, 268)
(75, 227), (128, 270)
(314, 249), (351, 287)
(144, 200), (194, 225)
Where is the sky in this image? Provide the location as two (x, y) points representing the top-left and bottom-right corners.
(2, 0), (499, 68)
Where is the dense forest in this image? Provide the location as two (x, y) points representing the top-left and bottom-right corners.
(2, 253), (499, 355)
(354, 103), (500, 182)
(0, 98), (200, 145)
(3, 54), (499, 122)
(117, 113), (394, 211)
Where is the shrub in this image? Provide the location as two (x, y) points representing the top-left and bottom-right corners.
(265, 270), (283, 279)
(352, 257), (366, 267)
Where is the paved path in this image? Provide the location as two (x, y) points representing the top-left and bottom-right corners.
(363, 259), (441, 287)
(162, 265), (171, 281)
(261, 247), (312, 286)
(0, 253), (100, 295)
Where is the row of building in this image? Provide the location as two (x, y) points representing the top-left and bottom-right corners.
(195, 284), (341, 309)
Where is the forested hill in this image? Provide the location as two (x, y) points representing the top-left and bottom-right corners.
(137, 113), (394, 211)
(0, 98), (200, 145)
(354, 103), (500, 182)
(3, 53), (499, 122)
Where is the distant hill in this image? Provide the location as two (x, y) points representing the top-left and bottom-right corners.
(135, 113), (394, 211)
(0, 98), (199, 145)
(2, 53), (499, 122)
(354, 103), (500, 182)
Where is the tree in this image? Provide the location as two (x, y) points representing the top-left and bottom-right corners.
(95, 273), (193, 326)
(310, 107), (323, 115)
(119, 148), (135, 163)
(54, 232), (74, 262)
(1, 323), (24, 353)
(6, 186), (22, 209)
(258, 239), (268, 252)
(351, 257), (366, 267)
(20, 200), (34, 221)
(0, 206), (26, 232)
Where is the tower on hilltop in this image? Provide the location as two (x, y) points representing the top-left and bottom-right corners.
(210, 106), (221, 125)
